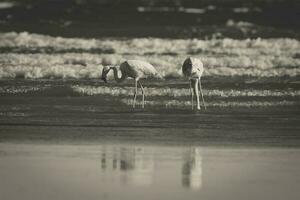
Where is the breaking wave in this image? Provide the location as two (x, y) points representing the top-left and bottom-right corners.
(0, 32), (299, 79)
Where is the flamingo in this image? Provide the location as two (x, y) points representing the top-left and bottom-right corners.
(182, 57), (206, 110)
(101, 60), (160, 109)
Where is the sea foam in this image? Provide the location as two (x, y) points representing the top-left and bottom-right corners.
(120, 99), (297, 108)
(72, 85), (300, 98)
(0, 32), (299, 79)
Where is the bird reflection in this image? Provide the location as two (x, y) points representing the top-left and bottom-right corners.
(101, 152), (106, 169)
(182, 147), (203, 189)
(100, 146), (154, 186)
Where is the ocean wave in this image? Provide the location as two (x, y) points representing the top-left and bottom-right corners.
(0, 32), (299, 79)
(1, 53), (299, 79)
(72, 85), (300, 98)
(1, 32), (299, 55)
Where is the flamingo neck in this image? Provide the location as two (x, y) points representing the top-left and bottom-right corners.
(112, 67), (126, 83)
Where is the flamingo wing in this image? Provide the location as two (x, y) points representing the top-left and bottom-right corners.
(125, 60), (159, 78)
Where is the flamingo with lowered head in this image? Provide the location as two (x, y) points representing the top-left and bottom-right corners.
(101, 60), (160, 109)
(182, 57), (207, 110)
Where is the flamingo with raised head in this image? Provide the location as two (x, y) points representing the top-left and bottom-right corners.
(182, 57), (207, 110)
(101, 60), (160, 109)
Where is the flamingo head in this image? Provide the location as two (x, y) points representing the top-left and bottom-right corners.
(101, 66), (112, 83)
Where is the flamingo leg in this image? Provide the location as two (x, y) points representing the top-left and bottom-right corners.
(189, 79), (194, 110)
(133, 80), (138, 109)
(194, 79), (200, 110)
(138, 81), (145, 109)
(198, 78), (206, 110)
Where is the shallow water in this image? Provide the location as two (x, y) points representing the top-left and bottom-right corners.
(0, 79), (300, 200)
(1, 142), (300, 200)
(0, 76), (299, 199)
(0, 79), (299, 146)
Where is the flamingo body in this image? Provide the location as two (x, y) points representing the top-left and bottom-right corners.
(101, 60), (159, 109)
(120, 60), (159, 80)
(182, 57), (206, 110)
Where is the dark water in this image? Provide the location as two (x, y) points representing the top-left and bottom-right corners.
(0, 79), (299, 146)
(0, 0), (299, 38)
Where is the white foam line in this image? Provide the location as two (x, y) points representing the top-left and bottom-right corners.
(1, 53), (300, 78)
(1, 32), (299, 55)
(0, 112), (27, 117)
(233, 7), (250, 13)
(137, 7), (206, 14)
(0, 86), (48, 94)
(72, 86), (300, 98)
(0, 2), (15, 9)
(178, 7), (206, 14)
(120, 99), (297, 108)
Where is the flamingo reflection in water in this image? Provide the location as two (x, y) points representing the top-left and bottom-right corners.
(182, 147), (203, 189)
(100, 146), (154, 186)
